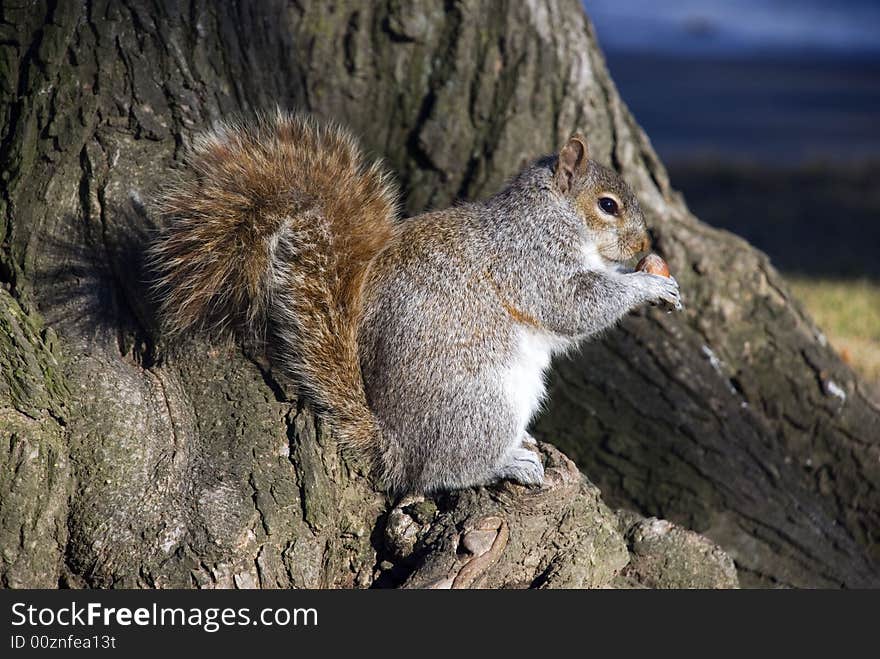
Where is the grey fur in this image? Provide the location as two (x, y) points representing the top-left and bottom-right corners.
(153, 114), (678, 495)
(360, 155), (679, 493)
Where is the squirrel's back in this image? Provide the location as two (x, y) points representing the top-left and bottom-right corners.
(150, 111), (398, 464)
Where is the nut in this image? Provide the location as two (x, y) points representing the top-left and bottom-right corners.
(636, 253), (671, 278)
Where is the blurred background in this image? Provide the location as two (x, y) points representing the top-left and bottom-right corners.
(585, 0), (880, 398)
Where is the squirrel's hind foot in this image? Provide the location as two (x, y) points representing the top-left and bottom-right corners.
(493, 445), (545, 487)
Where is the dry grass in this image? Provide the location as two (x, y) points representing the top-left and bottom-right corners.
(787, 277), (880, 394)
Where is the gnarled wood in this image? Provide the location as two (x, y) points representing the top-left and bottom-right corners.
(0, 0), (877, 588)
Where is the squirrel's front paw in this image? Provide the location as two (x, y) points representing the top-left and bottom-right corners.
(633, 272), (682, 311)
(495, 447), (545, 487)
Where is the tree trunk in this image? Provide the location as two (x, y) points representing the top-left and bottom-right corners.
(1, 0), (877, 588)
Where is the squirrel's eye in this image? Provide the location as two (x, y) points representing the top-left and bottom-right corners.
(598, 197), (619, 216)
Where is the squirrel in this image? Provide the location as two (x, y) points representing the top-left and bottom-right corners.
(149, 111), (681, 495)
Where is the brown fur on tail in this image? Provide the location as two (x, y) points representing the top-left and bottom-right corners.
(150, 111), (397, 459)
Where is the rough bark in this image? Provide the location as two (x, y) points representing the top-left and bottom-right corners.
(0, 0), (877, 588)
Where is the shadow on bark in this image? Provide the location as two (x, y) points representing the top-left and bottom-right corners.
(0, 0), (877, 588)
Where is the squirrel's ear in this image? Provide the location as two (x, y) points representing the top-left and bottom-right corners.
(554, 134), (589, 194)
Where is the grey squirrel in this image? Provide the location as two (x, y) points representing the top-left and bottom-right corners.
(150, 111), (681, 494)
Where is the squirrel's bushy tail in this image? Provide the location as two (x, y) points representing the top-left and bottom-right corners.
(150, 111), (397, 463)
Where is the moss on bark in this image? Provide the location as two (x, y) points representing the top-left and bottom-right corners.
(0, 0), (876, 588)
